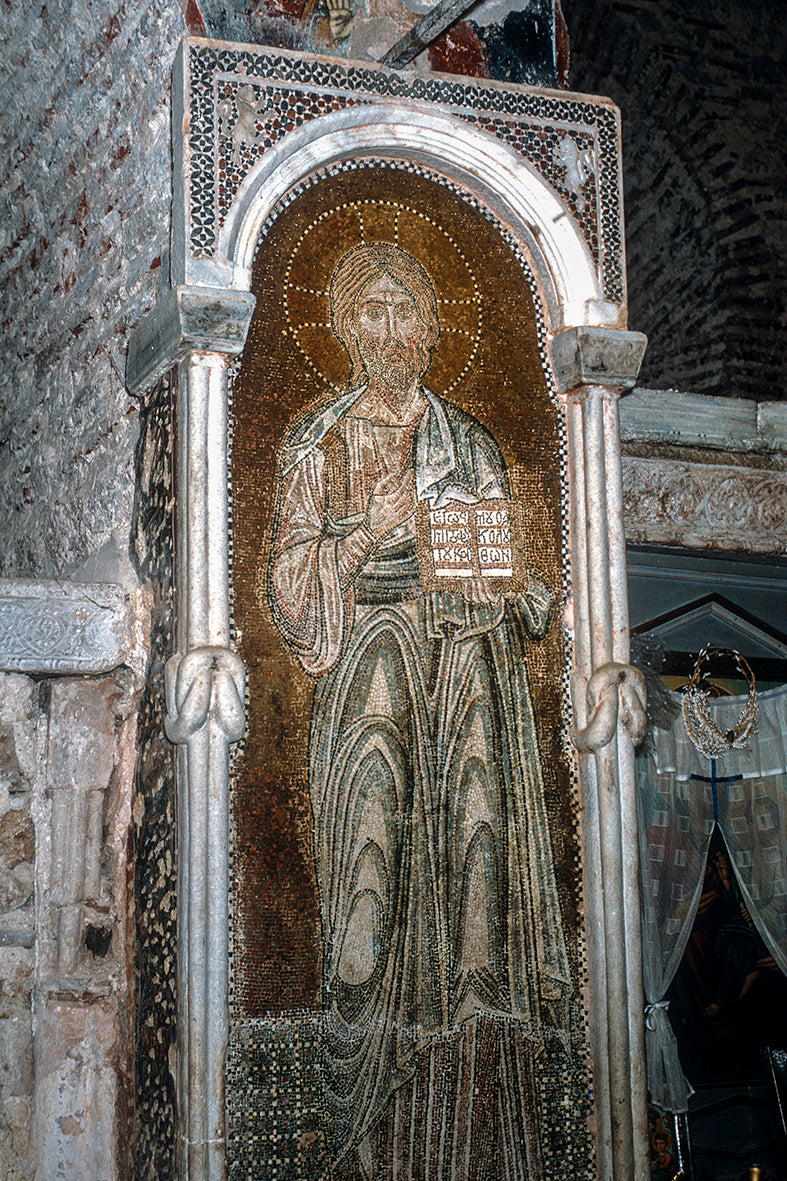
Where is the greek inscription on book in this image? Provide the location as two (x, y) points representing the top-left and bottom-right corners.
(416, 499), (526, 590)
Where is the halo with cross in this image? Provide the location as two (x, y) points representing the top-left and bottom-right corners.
(283, 199), (483, 393)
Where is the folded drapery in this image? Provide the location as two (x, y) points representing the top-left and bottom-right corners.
(638, 683), (787, 1109)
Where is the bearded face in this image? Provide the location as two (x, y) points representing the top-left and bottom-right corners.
(351, 273), (430, 393)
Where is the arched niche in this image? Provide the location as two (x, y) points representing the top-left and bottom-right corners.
(127, 37), (649, 1181)
(218, 104), (611, 335)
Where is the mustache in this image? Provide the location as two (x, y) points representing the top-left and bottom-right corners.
(359, 338), (431, 378)
(379, 341), (414, 361)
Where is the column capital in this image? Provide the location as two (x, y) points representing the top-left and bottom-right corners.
(550, 326), (647, 397)
(126, 285), (256, 396)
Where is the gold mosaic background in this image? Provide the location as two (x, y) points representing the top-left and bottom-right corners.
(230, 163), (580, 1016)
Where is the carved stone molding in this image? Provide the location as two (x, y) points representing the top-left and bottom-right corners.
(0, 580), (132, 674)
(622, 456), (787, 553)
(550, 325), (648, 395)
(620, 387), (787, 454)
(126, 285), (256, 397)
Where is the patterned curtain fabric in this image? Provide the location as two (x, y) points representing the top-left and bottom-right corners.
(637, 683), (787, 1110)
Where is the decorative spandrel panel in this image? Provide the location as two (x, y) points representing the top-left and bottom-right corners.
(178, 39), (623, 308)
(228, 163), (593, 1179)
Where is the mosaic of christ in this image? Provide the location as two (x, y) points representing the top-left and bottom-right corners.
(230, 171), (590, 1180)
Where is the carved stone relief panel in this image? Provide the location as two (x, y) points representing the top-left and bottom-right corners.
(0, 581), (132, 675)
(622, 457), (787, 554)
(620, 389), (787, 555)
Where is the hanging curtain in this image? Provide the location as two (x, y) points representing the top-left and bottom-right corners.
(637, 682), (787, 1110)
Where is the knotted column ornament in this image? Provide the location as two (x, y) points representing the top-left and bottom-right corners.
(572, 661), (648, 753)
(165, 646), (246, 744)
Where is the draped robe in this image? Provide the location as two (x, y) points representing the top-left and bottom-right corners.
(268, 386), (570, 1173)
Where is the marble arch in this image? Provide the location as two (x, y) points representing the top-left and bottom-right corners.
(128, 37), (649, 1181)
(217, 104), (611, 333)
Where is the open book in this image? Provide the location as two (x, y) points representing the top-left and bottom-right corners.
(416, 498), (526, 591)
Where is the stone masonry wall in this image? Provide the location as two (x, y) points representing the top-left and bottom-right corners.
(0, 6), (186, 1178)
(0, 0), (186, 580)
(0, 667), (143, 1181)
(32, 672), (141, 1181)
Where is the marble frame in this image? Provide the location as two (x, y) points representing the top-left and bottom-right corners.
(127, 37), (649, 1181)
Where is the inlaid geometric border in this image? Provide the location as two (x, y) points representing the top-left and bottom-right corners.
(185, 39), (624, 303)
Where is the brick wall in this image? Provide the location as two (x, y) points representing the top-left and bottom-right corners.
(0, 1), (185, 579)
(563, 0), (787, 401)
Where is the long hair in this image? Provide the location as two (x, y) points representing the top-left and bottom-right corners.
(329, 243), (440, 389)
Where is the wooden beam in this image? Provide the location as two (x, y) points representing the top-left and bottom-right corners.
(380, 0), (480, 68)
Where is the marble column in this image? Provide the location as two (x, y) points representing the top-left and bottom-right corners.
(551, 325), (649, 1181)
(129, 290), (254, 1181)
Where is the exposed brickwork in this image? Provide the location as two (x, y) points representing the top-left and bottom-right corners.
(0, 1), (185, 578)
(563, 0), (787, 401)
